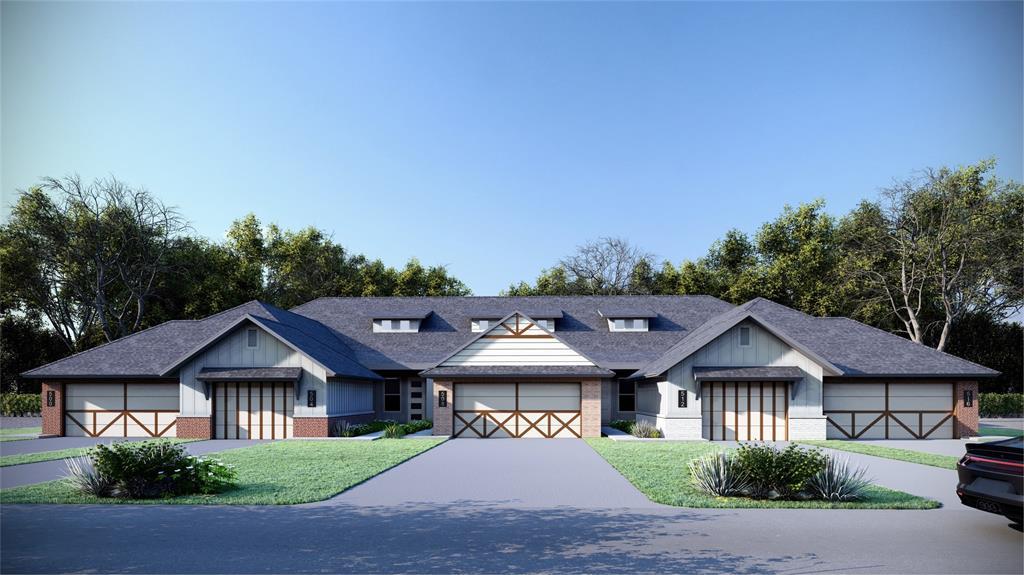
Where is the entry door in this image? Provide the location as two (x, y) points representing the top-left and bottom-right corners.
(214, 382), (294, 439)
(453, 383), (581, 438)
(701, 381), (788, 441)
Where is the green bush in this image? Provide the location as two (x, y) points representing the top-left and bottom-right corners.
(90, 440), (236, 499)
(806, 456), (871, 502)
(630, 420), (663, 438)
(734, 443), (827, 499)
(331, 419), (433, 437)
(609, 420), (634, 433)
(689, 452), (750, 497)
(980, 393), (1024, 418)
(382, 423), (406, 439)
(1, 393), (41, 416)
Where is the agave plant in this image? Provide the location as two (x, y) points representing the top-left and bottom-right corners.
(630, 421), (663, 439)
(806, 456), (872, 501)
(689, 452), (750, 497)
(382, 422), (406, 439)
(63, 455), (114, 497)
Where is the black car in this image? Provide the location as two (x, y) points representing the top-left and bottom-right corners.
(957, 436), (1023, 525)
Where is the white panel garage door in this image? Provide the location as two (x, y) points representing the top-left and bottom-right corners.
(214, 382), (294, 439)
(824, 383), (955, 439)
(64, 383), (179, 437)
(453, 383), (581, 438)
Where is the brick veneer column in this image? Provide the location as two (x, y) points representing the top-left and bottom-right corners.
(294, 417), (329, 437)
(955, 381), (980, 438)
(581, 380), (602, 438)
(433, 380), (453, 436)
(40, 382), (62, 437)
(177, 416), (212, 439)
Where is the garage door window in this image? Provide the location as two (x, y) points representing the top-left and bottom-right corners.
(384, 379), (401, 412)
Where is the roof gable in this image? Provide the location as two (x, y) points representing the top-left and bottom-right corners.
(436, 311), (598, 368)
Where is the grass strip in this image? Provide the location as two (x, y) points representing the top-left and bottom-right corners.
(586, 438), (939, 509)
(0, 438), (199, 467)
(797, 440), (958, 470)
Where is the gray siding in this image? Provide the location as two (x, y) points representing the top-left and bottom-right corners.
(179, 324), (328, 418)
(327, 379), (374, 417)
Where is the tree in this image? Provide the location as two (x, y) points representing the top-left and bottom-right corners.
(0, 313), (65, 393)
(840, 161), (1022, 350)
(506, 237), (655, 295)
(1, 176), (187, 350)
(938, 313), (1022, 394)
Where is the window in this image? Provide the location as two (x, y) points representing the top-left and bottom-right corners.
(471, 319), (493, 332)
(411, 391), (422, 398)
(608, 318), (648, 332)
(738, 326), (752, 347)
(246, 328), (258, 348)
(410, 380), (422, 388)
(535, 318), (555, 331)
(618, 381), (636, 412)
(384, 379), (401, 412)
(410, 414), (422, 421)
(411, 402), (422, 410)
(373, 319), (420, 333)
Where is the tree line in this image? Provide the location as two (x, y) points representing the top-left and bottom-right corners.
(506, 161), (1022, 392)
(2, 161), (1020, 393)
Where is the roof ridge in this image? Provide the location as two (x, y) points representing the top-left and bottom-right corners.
(830, 317), (997, 372)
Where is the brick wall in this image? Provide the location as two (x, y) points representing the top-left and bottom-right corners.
(433, 380), (453, 436)
(41, 382), (62, 437)
(294, 417), (329, 437)
(176, 416), (212, 439)
(581, 380), (601, 438)
(955, 381), (980, 438)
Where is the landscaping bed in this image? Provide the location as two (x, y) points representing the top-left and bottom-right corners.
(0, 438), (199, 467)
(1, 438), (445, 505)
(797, 440), (958, 470)
(333, 419), (432, 438)
(586, 439), (939, 509)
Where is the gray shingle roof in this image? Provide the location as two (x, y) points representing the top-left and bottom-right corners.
(420, 366), (615, 378)
(23, 295), (998, 380)
(692, 366), (805, 381)
(196, 367), (303, 381)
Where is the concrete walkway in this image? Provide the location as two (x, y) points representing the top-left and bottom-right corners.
(0, 440), (266, 489)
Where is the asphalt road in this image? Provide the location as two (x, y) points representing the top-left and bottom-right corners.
(2, 439), (1021, 574)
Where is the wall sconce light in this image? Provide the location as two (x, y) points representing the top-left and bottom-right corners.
(963, 389), (973, 407)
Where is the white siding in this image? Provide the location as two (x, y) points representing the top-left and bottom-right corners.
(328, 379), (374, 416)
(178, 324), (328, 418)
(441, 314), (593, 367)
(644, 320), (828, 439)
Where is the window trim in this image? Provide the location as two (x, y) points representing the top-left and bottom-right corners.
(738, 326), (752, 347)
(618, 381), (636, 412)
(608, 318), (648, 332)
(245, 328), (259, 349)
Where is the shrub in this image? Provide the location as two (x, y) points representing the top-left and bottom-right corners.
(1, 393), (41, 416)
(734, 443), (826, 499)
(689, 452), (749, 497)
(63, 456), (114, 497)
(609, 420), (634, 433)
(807, 456), (872, 502)
(630, 420), (663, 438)
(382, 423), (406, 439)
(980, 393), (1024, 418)
(331, 419), (432, 437)
(403, 419), (432, 434)
(90, 440), (236, 499)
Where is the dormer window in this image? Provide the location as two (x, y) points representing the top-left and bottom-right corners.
(471, 319), (493, 333)
(373, 319), (421, 333)
(534, 318), (555, 331)
(609, 318), (648, 332)
(246, 328), (259, 348)
(738, 326), (752, 347)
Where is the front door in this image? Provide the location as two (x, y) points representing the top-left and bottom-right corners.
(213, 382), (294, 439)
(453, 383), (581, 438)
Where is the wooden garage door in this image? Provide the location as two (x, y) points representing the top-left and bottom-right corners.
(701, 382), (788, 441)
(214, 382), (294, 439)
(453, 383), (581, 438)
(824, 383), (954, 439)
(64, 383), (179, 438)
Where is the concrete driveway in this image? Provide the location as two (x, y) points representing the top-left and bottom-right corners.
(316, 438), (657, 509)
(2, 438), (1022, 574)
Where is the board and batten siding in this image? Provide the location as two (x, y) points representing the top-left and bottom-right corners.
(440, 314), (594, 367)
(178, 324), (328, 418)
(328, 379), (374, 416)
(635, 320), (827, 440)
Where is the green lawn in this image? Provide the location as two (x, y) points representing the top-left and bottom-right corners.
(797, 440), (958, 470)
(980, 426), (1023, 437)
(0, 438), (199, 467)
(0, 427), (41, 442)
(586, 438), (939, 509)
(1, 438), (445, 505)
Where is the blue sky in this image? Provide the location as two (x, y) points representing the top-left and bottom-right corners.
(3, 1), (1021, 295)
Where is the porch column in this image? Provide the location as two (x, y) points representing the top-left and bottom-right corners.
(581, 379), (602, 438)
(433, 380), (453, 436)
